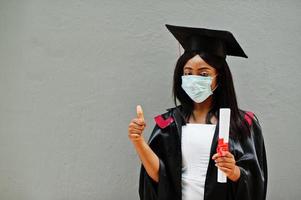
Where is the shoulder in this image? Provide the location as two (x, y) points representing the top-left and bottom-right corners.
(238, 108), (264, 142)
(153, 105), (182, 129)
(147, 106), (179, 145)
(238, 108), (260, 127)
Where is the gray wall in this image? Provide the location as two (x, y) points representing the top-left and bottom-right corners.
(0, 0), (300, 199)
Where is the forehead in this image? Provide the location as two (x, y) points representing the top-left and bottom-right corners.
(183, 54), (215, 70)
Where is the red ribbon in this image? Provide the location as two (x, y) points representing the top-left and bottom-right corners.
(216, 138), (229, 156)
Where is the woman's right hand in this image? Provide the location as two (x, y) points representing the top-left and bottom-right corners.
(128, 105), (160, 183)
(128, 105), (147, 143)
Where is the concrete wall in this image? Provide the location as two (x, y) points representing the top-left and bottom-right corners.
(0, 0), (300, 199)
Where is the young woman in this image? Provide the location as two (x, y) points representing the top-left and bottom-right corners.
(128, 24), (268, 200)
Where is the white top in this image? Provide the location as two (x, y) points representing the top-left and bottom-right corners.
(181, 123), (216, 200)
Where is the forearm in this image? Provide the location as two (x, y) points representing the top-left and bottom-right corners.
(132, 139), (160, 183)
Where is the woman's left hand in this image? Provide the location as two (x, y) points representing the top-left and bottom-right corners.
(212, 151), (241, 182)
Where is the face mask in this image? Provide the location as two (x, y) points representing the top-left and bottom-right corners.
(181, 74), (218, 103)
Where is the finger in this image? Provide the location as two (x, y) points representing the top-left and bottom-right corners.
(131, 126), (144, 133)
(128, 133), (140, 137)
(212, 153), (219, 160)
(132, 118), (145, 126)
(129, 127), (143, 134)
(136, 105), (145, 122)
(223, 151), (234, 158)
(215, 160), (235, 166)
(215, 162), (233, 171)
(129, 122), (144, 130)
(130, 128), (142, 134)
(214, 157), (235, 164)
(129, 129), (142, 135)
(215, 165), (232, 174)
(215, 162), (235, 169)
(212, 152), (231, 160)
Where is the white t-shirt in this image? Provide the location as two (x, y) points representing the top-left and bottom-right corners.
(181, 123), (216, 200)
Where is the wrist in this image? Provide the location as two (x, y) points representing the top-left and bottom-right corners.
(132, 137), (146, 146)
(229, 165), (241, 182)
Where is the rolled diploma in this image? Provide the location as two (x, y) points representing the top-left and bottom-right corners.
(218, 108), (231, 183)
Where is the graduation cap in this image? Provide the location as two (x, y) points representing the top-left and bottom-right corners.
(165, 24), (248, 59)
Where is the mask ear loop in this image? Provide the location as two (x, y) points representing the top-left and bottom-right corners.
(212, 84), (219, 92)
(212, 74), (219, 92)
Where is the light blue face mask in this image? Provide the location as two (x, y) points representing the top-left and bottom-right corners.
(181, 74), (218, 103)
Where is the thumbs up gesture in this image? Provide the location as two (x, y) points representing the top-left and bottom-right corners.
(128, 105), (147, 143)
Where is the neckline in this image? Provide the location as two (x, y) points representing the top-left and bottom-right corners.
(185, 123), (216, 126)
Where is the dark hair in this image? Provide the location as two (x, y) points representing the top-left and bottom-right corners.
(172, 51), (250, 139)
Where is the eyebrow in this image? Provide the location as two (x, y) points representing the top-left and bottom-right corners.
(184, 66), (211, 70)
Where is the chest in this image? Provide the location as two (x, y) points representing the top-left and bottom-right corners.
(181, 124), (216, 162)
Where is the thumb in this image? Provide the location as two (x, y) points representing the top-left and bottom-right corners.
(136, 105), (145, 122)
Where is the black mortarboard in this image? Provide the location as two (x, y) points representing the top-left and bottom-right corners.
(165, 24), (248, 58)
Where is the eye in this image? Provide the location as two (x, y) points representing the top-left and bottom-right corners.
(184, 72), (192, 75)
(199, 72), (209, 77)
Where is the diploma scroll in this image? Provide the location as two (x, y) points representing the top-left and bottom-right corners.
(217, 108), (231, 183)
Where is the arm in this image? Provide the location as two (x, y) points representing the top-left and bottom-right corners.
(230, 113), (268, 200)
(138, 125), (172, 200)
(129, 107), (173, 200)
(132, 138), (160, 183)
